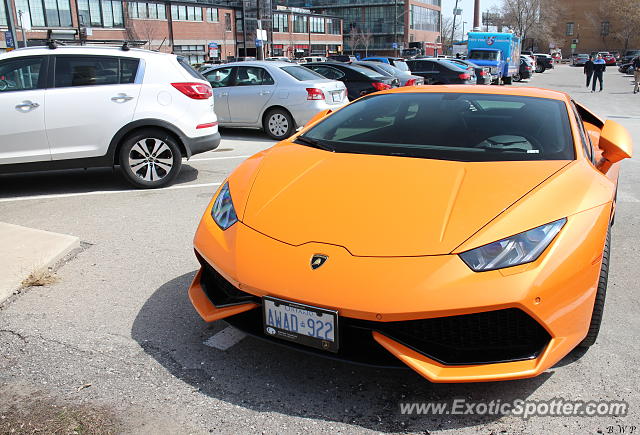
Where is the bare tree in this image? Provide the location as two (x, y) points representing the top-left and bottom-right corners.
(136, 20), (157, 50)
(497, 0), (562, 51)
(586, 0), (640, 53)
(360, 29), (373, 56)
(440, 16), (454, 53)
(347, 27), (361, 55)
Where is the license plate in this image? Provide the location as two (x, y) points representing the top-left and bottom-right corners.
(331, 91), (342, 103)
(263, 296), (338, 352)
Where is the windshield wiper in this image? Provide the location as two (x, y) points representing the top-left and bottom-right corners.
(475, 146), (530, 153)
(295, 136), (336, 152)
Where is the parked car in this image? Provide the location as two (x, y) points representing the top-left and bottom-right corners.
(618, 62), (635, 75)
(445, 58), (492, 85)
(303, 62), (398, 101)
(514, 56), (533, 81)
(621, 50), (640, 64)
(303, 56), (328, 63)
(327, 55), (357, 63)
(0, 45), (220, 188)
(189, 85), (632, 382)
(534, 54), (553, 72)
(521, 54), (537, 71)
(572, 54), (590, 66)
(405, 58), (476, 85)
(352, 61), (424, 86)
(266, 56), (293, 63)
(201, 61), (347, 140)
(597, 52), (617, 66)
(361, 56), (411, 72)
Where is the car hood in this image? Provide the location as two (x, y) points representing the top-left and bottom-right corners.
(240, 143), (570, 257)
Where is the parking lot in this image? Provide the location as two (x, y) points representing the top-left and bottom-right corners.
(1, 64), (639, 434)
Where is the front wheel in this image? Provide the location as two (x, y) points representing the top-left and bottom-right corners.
(578, 228), (610, 348)
(119, 129), (182, 189)
(263, 108), (295, 140)
(513, 73), (522, 82)
(535, 65), (545, 73)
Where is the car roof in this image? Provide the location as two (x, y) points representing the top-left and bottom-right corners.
(212, 60), (293, 68)
(0, 45), (173, 59)
(372, 85), (570, 102)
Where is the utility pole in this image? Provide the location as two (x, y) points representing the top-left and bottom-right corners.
(473, 0), (480, 30)
(393, 0), (397, 56)
(450, 0), (459, 55)
(256, 0), (263, 59)
(241, 0), (247, 57)
(18, 9), (26, 47)
(3, 0), (18, 50)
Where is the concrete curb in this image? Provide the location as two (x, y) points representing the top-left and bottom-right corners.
(0, 223), (80, 304)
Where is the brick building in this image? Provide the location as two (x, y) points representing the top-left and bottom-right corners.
(555, 0), (640, 55)
(0, 0), (236, 62)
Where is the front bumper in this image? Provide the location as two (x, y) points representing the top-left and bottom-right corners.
(189, 203), (609, 382)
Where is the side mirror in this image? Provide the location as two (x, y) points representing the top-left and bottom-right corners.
(304, 109), (332, 128)
(596, 120), (633, 173)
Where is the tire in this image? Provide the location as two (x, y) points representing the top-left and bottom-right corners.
(119, 129), (182, 189)
(503, 76), (513, 85)
(513, 73), (522, 82)
(263, 108), (295, 140)
(578, 227), (611, 348)
(535, 64), (545, 73)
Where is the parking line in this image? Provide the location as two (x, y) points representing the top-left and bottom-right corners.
(189, 155), (251, 162)
(203, 326), (247, 351)
(0, 182), (222, 203)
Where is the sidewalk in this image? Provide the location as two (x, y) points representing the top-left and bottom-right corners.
(0, 223), (79, 304)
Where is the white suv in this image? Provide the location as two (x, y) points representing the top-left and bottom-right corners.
(0, 45), (219, 188)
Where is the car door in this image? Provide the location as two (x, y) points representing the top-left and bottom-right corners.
(203, 66), (234, 123)
(44, 55), (142, 161)
(0, 55), (50, 164)
(227, 66), (276, 125)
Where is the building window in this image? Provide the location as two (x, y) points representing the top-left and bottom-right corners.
(225, 12), (231, 31)
(326, 18), (340, 35)
(272, 44), (284, 56)
(601, 21), (610, 36)
(310, 43), (325, 54)
(0, 0), (7, 26)
(207, 8), (218, 22)
(78, 0), (123, 27)
(292, 14), (307, 33)
(409, 5), (440, 32)
(129, 2), (165, 20)
(272, 13), (288, 33)
(310, 16), (324, 33)
(414, 0), (440, 5)
(175, 45), (205, 64)
(14, 0), (72, 27)
(171, 5), (202, 21)
(565, 22), (574, 36)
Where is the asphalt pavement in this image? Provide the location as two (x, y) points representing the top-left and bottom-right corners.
(0, 64), (638, 434)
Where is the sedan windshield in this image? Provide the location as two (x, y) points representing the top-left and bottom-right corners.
(298, 93), (575, 162)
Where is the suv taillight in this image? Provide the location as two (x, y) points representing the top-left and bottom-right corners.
(306, 88), (325, 100)
(405, 78), (416, 86)
(171, 82), (213, 99)
(372, 82), (391, 91)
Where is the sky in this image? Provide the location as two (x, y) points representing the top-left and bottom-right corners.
(441, 0), (503, 31)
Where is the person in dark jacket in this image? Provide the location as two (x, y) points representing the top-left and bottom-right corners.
(592, 54), (606, 92)
(584, 56), (594, 88)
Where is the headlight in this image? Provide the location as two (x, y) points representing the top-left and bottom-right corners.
(459, 219), (566, 272)
(211, 182), (238, 230)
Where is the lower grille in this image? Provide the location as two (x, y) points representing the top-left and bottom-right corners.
(195, 255), (550, 366)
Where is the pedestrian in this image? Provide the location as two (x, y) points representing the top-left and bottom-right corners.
(584, 56), (594, 88)
(633, 55), (640, 94)
(592, 54), (606, 92)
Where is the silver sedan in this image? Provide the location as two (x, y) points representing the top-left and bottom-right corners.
(200, 61), (347, 140)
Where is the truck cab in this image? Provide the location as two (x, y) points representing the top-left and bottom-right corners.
(467, 32), (521, 84)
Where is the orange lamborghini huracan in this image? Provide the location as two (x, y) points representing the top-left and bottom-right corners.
(188, 86), (632, 383)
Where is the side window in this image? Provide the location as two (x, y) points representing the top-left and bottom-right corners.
(54, 56), (120, 88)
(234, 66), (275, 86)
(310, 66), (344, 80)
(120, 58), (141, 84)
(571, 101), (594, 162)
(205, 67), (233, 88)
(0, 56), (46, 92)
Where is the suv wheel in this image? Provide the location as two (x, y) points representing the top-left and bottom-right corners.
(535, 64), (545, 73)
(264, 108), (295, 140)
(119, 129), (182, 189)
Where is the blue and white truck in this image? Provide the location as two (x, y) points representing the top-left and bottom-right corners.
(467, 32), (521, 85)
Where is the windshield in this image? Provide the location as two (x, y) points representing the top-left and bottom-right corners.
(298, 93), (574, 162)
(281, 65), (326, 81)
(469, 50), (499, 61)
(391, 60), (409, 71)
(375, 63), (403, 76)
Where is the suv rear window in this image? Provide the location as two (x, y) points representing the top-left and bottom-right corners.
(177, 56), (206, 80)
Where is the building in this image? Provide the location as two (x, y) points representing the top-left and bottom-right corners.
(0, 0), (236, 62)
(270, 6), (342, 58)
(281, 0), (441, 56)
(555, 0), (640, 55)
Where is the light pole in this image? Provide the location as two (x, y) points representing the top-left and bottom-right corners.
(450, 0), (460, 55)
(3, 0), (18, 49)
(462, 21), (467, 41)
(473, 0), (480, 30)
